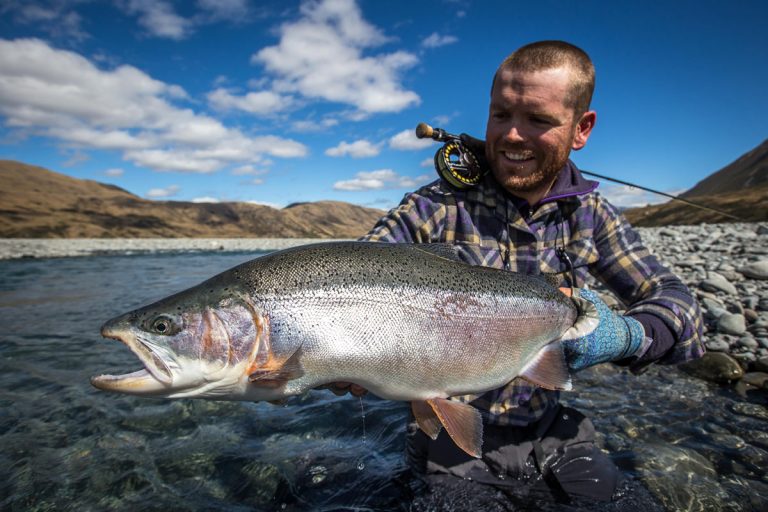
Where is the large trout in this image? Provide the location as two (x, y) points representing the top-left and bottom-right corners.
(91, 242), (597, 457)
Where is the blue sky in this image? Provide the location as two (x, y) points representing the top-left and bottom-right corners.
(1, 0), (766, 210)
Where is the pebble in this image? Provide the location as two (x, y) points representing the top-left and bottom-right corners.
(739, 260), (768, 280)
(700, 272), (738, 295)
(737, 336), (759, 350)
(705, 338), (729, 352)
(718, 313), (747, 336)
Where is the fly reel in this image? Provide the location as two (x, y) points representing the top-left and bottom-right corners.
(415, 122), (485, 190)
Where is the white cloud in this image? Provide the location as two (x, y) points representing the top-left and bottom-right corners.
(231, 165), (269, 176)
(422, 32), (458, 48)
(0, 38), (307, 173)
(196, 0), (250, 22)
(207, 88), (293, 115)
(246, 199), (283, 209)
(389, 129), (435, 150)
(333, 169), (431, 191)
(104, 168), (125, 177)
(146, 184), (180, 198)
(598, 184), (684, 208)
(253, 0), (420, 114)
(3, 2), (88, 41)
(125, 0), (192, 40)
(325, 139), (380, 158)
(291, 117), (340, 132)
(191, 196), (220, 203)
(420, 157), (434, 168)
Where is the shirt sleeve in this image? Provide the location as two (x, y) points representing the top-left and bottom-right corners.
(359, 184), (447, 243)
(587, 193), (705, 372)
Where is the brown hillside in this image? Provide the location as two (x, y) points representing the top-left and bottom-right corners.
(681, 139), (768, 197)
(624, 184), (768, 227)
(0, 160), (385, 238)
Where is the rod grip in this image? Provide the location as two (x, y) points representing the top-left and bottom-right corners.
(415, 122), (434, 139)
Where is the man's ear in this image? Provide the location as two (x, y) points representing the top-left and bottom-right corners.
(572, 111), (596, 150)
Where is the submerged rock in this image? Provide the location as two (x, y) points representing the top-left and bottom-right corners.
(679, 352), (744, 384)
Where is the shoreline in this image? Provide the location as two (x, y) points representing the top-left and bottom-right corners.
(0, 238), (352, 260)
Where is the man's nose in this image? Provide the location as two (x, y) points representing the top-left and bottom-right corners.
(503, 123), (526, 143)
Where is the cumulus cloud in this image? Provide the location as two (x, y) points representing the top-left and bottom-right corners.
(191, 196), (220, 203)
(146, 184), (180, 198)
(599, 184), (683, 208)
(231, 165), (269, 176)
(0, 38), (307, 173)
(207, 88), (294, 115)
(291, 117), (340, 132)
(3, 1), (88, 41)
(325, 139), (380, 158)
(125, 0), (192, 40)
(422, 32), (458, 48)
(104, 168), (125, 177)
(253, 0), (420, 114)
(196, 0), (250, 22)
(333, 169), (431, 191)
(389, 129), (435, 150)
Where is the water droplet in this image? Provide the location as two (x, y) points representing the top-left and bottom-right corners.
(562, 413), (569, 420)
(357, 461), (365, 471)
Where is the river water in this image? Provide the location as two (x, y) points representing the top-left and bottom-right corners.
(1, 251), (766, 511)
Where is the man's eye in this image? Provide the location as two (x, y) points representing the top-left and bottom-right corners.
(531, 116), (551, 125)
(491, 112), (509, 120)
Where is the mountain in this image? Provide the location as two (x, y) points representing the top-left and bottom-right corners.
(0, 160), (385, 238)
(624, 139), (768, 226)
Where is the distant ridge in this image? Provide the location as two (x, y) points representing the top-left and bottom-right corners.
(0, 160), (385, 238)
(624, 140), (768, 226)
(681, 139), (768, 197)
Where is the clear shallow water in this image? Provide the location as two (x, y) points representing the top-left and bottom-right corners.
(1, 252), (766, 511)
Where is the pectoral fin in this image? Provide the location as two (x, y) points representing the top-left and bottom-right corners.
(519, 342), (572, 391)
(426, 398), (483, 458)
(248, 349), (304, 387)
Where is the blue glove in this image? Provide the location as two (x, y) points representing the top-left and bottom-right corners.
(563, 289), (646, 371)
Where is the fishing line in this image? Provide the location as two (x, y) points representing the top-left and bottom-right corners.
(415, 122), (743, 222)
(355, 395), (367, 471)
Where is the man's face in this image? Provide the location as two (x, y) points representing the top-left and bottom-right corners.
(485, 66), (590, 196)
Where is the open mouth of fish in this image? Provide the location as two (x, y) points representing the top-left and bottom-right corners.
(90, 327), (174, 394)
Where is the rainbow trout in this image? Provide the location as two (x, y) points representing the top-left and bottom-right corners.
(91, 242), (597, 457)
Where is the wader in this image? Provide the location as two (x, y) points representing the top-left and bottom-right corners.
(406, 404), (622, 502)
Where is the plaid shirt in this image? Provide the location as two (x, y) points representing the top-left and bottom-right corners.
(361, 161), (704, 426)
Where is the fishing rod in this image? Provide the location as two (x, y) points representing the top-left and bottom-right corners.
(415, 122), (742, 221)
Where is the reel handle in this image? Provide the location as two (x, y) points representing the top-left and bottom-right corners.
(414, 122), (486, 190)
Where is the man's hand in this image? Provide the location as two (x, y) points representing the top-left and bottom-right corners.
(315, 382), (368, 397)
(562, 289), (646, 371)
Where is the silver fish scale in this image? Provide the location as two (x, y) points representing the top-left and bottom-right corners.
(226, 242), (576, 401)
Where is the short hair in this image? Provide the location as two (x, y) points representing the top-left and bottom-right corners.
(492, 40), (595, 116)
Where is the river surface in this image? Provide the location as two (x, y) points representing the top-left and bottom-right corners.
(1, 252), (767, 511)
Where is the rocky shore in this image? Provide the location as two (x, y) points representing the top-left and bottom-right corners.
(627, 223), (768, 390)
(0, 238), (347, 260)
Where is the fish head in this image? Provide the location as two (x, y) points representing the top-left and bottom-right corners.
(91, 281), (268, 400)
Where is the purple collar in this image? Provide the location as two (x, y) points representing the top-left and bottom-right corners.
(538, 160), (599, 205)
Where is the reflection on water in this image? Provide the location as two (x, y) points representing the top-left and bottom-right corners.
(1, 252), (766, 511)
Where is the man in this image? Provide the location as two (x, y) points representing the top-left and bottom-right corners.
(332, 40), (704, 502)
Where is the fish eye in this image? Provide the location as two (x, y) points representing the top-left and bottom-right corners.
(149, 315), (178, 335)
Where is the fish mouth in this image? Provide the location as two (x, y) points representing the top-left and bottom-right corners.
(90, 325), (174, 394)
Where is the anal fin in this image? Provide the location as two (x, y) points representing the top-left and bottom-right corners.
(427, 398), (483, 458)
(519, 342), (572, 391)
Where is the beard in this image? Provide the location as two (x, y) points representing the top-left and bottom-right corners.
(490, 141), (571, 194)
